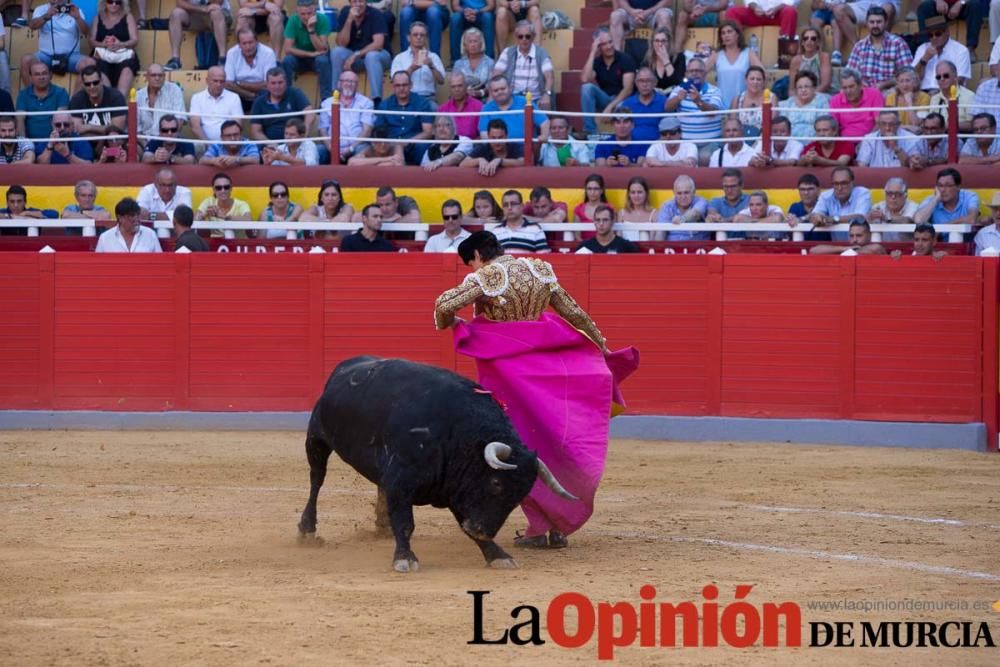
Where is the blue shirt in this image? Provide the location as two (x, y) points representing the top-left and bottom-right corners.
(708, 194), (751, 238)
(814, 186), (872, 240)
(656, 196), (709, 240)
(204, 141), (261, 160)
(478, 96), (547, 139)
(33, 134), (94, 163)
(250, 87), (312, 140)
(376, 95), (434, 139)
(622, 92), (667, 146)
(918, 190), (980, 225)
(16, 85), (71, 139)
(594, 140), (646, 165)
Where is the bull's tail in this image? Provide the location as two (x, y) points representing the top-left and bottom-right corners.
(298, 413), (333, 536)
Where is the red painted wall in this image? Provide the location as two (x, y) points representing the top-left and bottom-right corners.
(2, 253), (997, 449)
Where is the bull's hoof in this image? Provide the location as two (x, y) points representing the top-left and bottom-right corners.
(297, 532), (326, 547)
(489, 557), (518, 569)
(393, 558), (420, 573)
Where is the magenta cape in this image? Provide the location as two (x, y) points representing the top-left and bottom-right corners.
(453, 313), (639, 537)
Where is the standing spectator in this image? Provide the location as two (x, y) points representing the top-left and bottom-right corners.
(656, 175), (709, 241)
(282, 0), (332, 102)
(95, 197), (162, 252)
(236, 1), (284, 59)
(594, 107), (646, 167)
(164, 0), (232, 71)
(21, 0), (95, 83)
(523, 186), (568, 224)
(610, 1), (673, 51)
(142, 114), (196, 165)
(749, 115), (804, 167)
(912, 16), (971, 91)
(200, 119), (261, 167)
(136, 64), (187, 139)
(705, 21), (763, 109)
(341, 204), (397, 251)
(786, 173), (821, 225)
(960, 112), (1000, 164)
(577, 204), (641, 253)
(196, 173), (253, 233)
(16, 60), (69, 142)
(572, 173), (612, 231)
(438, 71), (482, 140)
(491, 20), (552, 109)
(855, 110), (924, 167)
(70, 64), (127, 154)
(789, 26), (833, 94)
(256, 181), (304, 239)
(61, 179), (112, 230)
(0, 114), (35, 164)
(90, 0), (140, 98)
(263, 117), (319, 165)
(347, 125), (405, 165)
(391, 21), (447, 102)
(539, 115), (592, 167)
(36, 111), (93, 164)
(726, 0), (799, 38)
(885, 65), (930, 133)
(225, 27), (278, 112)
(973, 192), (1000, 255)
(928, 60), (975, 133)
(706, 168), (750, 224)
(375, 70), (434, 165)
(779, 70), (830, 138)
(190, 66), (245, 144)
(829, 67), (884, 141)
(400, 0), (451, 57)
(490, 189), (549, 253)
(868, 176), (919, 240)
(809, 166), (872, 238)
(644, 116), (699, 167)
(831, 0), (900, 63)
(173, 204), (210, 252)
(250, 67), (314, 141)
(845, 6), (912, 91)
(453, 27), (494, 98)
(301, 179), (355, 224)
(910, 111), (949, 168)
(798, 115), (856, 166)
(422, 114), (473, 171)
(665, 57), (723, 164)
(138, 167), (193, 222)
(708, 117), (754, 167)
(319, 70), (375, 164)
(331, 0), (391, 104)
(623, 66), (668, 149)
(460, 117), (523, 175)
(424, 199), (471, 252)
(917, 0), (986, 64)
(478, 74), (548, 140)
(972, 60), (1000, 127)
(580, 28), (636, 136)
(643, 27), (686, 94)
(450, 0), (496, 64)
(676, 0), (728, 55)
(617, 175), (657, 240)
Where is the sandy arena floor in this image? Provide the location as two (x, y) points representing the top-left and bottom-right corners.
(1, 431), (999, 666)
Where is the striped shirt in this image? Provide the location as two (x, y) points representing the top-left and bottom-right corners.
(487, 221), (551, 253)
(667, 82), (724, 141)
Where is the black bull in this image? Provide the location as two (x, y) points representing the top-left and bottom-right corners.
(298, 356), (576, 572)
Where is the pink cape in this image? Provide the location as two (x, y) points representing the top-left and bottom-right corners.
(453, 313), (639, 537)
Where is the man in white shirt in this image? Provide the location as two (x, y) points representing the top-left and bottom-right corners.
(21, 1), (94, 83)
(224, 27), (277, 110)
(974, 192), (1000, 255)
(912, 15), (971, 91)
(189, 66), (245, 143)
(424, 199), (471, 252)
(137, 168), (193, 222)
(390, 21), (446, 101)
(867, 176), (919, 241)
(95, 197), (163, 253)
(645, 116), (698, 167)
(319, 70), (375, 163)
(748, 115), (804, 167)
(708, 117), (755, 167)
(136, 64), (188, 139)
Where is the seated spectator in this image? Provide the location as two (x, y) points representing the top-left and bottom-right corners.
(959, 112), (1000, 164)
(891, 223), (947, 260)
(479, 74), (548, 140)
(916, 0), (984, 65)
(497, 0), (543, 52)
(368, 186), (422, 224)
(136, 64), (187, 140)
(929, 60), (975, 133)
(735, 190), (786, 240)
(580, 28), (636, 136)
(70, 64), (127, 155)
(731, 66), (766, 137)
(855, 110), (924, 167)
(21, 1), (95, 83)
(282, 0), (333, 102)
(912, 16), (970, 92)
(643, 27), (686, 94)
(786, 173), (821, 226)
(809, 166), (872, 238)
(301, 179), (356, 225)
(191, 66), (245, 144)
(61, 179), (111, 231)
(90, 0), (140, 98)
(200, 119), (261, 167)
(0, 114), (34, 163)
(142, 114), (196, 165)
(656, 174), (709, 241)
(523, 186), (568, 224)
(885, 66), (930, 133)
(623, 67), (668, 150)
(367, 0), (398, 49)
(255, 181), (304, 239)
(867, 176), (918, 241)
(439, 71), (482, 141)
(3, 0), (30, 29)
(705, 20), (763, 108)
(422, 114), (473, 171)
(749, 115), (803, 167)
(798, 115), (855, 167)
(788, 26), (832, 94)
(236, 1), (284, 61)
(138, 167), (193, 221)
(400, 0), (450, 58)
(706, 168), (750, 223)
(462, 189), (502, 225)
(95, 196), (162, 252)
(645, 116), (698, 167)
(319, 70), (375, 164)
(914, 167), (980, 227)
(676, 0), (728, 55)
(539, 115), (592, 167)
(595, 107), (646, 167)
(449, 0), (496, 66)
(845, 6), (911, 91)
(452, 27), (494, 98)
(973, 193), (1000, 255)
(348, 126), (405, 165)
(35, 112), (94, 164)
(375, 70), (434, 165)
(829, 67), (883, 140)
(577, 204), (640, 254)
(262, 118), (319, 166)
(910, 111), (949, 169)
(425, 199), (471, 253)
(572, 174), (612, 233)
(196, 173), (253, 235)
(225, 27), (278, 111)
(341, 203), (397, 252)
(779, 70), (831, 139)
(0, 185), (58, 236)
(164, 0), (231, 71)
(726, 0), (799, 38)
(809, 220), (887, 255)
(665, 57), (723, 164)
(830, 1), (900, 64)
(331, 0), (391, 104)
(489, 189), (550, 253)
(491, 19), (553, 109)
(392, 21), (447, 102)
(95, 134), (128, 163)
(250, 67), (314, 141)
(972, 62), (1000, 126)
(709, 118), (754, 167)
(173, 204), (210, 252)
(618, 175), (656, 239)
(461, 117), (523, 175)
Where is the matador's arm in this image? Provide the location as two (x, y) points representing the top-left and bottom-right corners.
(434, 278), (484, 330)
(549, 286), (607, 350)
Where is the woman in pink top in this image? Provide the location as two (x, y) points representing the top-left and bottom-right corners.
(573, 174), (614, 241)
(829, 68), (884, 140)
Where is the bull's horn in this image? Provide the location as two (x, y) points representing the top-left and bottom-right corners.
(536, 459), (579, 500)
(484, 442), (518, 471)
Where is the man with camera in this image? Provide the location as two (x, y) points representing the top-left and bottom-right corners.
(19, 0), (94, 85)
(35, 111), (92, 164)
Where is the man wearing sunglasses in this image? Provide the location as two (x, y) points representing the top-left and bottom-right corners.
(491, 20), (553, 110)
(917, 0), (987, 65)
(68, 64), (127, 155)
(424, 199), (471, 253)
(35, 111), (93, 165)
(142, 114), (196, 165)
(912, 15), (971, 91)
(928, 60), (975, 132)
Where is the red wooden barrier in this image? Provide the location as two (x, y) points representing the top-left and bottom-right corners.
(0, 253), (996, 450)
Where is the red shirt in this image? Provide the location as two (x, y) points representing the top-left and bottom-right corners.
(802, 140), (856, 163)
(437, 97), (483, 141)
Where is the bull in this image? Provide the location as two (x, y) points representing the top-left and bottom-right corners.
(297, 356), (576, 572)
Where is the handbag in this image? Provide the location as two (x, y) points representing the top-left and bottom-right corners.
(95, 46), (135, 64)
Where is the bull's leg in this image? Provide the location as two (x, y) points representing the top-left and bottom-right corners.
(298, 431), (333, 539)
(386, 495), (420, 573)
(449, 508), (518, 569)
